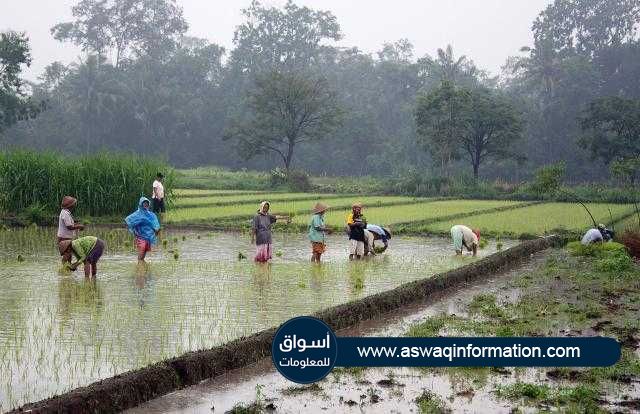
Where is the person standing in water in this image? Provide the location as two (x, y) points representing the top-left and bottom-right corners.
(450, 224), (480, 256)
(125, 196), (161, 263)
(57, 196), (84, 242)
(251, 201), (290, 263)
(308, 202), (331, 263)
(346, 203), (367, 260)
(152, 173), (166, 221)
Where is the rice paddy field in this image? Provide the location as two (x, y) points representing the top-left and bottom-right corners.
(1, 189), (637, 411)
(0, 226), (511, 411)
(167, 189), (636, 237)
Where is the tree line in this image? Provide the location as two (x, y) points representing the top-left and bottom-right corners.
(1, 0), (639, 184)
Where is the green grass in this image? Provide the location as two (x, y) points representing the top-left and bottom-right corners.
(425, 202), (635, 237)
(174, 189), (264, 197)
(292, 199), (525, 227)
(173, 192), (353, 207)
(166, 195), (426, 223)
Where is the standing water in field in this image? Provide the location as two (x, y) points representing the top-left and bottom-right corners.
(0, 227), (513, 410)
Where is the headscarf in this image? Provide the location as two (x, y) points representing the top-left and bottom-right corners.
(472, 228), (481, 241)
(125, 196), (160, 244)
(258, 201), (270, 215)
(61, 196), (77, 209)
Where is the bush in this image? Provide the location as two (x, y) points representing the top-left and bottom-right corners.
(0, 150), (174, 217)
(22, 202), (50, 225)
(566, 241), (627, 257)
(269, 168), (311, 191)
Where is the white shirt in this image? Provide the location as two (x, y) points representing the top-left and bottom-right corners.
(152, 180), (164, 199)
(581, 228), (603, 245)
(57, 209), (76, 239)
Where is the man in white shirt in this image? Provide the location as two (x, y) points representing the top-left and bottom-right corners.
(152, 173), (165, 218)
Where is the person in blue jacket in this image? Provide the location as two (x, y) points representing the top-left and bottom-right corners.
(125, 196), (160, 263)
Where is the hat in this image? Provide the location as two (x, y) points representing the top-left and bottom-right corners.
(382, 227), (392, 239)
(58, 240), (72, 255)
(312, 202), (329, 214)
(597, 223), (606, 230)
(61, 196), (77, 209)
(352, 202), (363, 209)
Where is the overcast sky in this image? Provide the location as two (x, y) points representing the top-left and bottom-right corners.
(1, 0), (554, 81)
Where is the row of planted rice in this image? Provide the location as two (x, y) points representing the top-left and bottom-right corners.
(424, 202), (636, 236)
(290, 199), (528, 227)
(166, 195), (428, 223)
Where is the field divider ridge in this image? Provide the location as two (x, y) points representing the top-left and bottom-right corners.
(10, 236), (559, 414)
(172, 193), (359, 209)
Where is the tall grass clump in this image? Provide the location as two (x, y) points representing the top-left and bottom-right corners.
(0, 150), (174, 217)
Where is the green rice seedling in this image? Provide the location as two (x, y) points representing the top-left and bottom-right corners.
(16, 254), (24, 262)
(173, 252), (179, 260)
(238, 252), (247, 260)
(162, 239), (168, 248)
(182, 235), (186, 241)
(275, 250), (283, 257)
(478, 238), (488, 249)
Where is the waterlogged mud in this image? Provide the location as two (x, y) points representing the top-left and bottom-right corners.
(0, 226), (514, 411)
(127, 254), (549, 414)
(128, 247), (640, 414)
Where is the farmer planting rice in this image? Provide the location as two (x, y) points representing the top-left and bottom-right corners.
(450, 224), (480, 256)
(581, 223), (615, 245)
(57, 196), (84, 243)
(125, 196), (161, 263)
(308, 202), (331, 263)
(365, 224), (392, 255)
(346, 202), (367, 260)
(58, 236), (105, 278)
(251, 201), (290, 263)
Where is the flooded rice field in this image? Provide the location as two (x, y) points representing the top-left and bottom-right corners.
(0, 226), (512, 411)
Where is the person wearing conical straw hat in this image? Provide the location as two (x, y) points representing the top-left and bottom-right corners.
(309, 202), (331, 263)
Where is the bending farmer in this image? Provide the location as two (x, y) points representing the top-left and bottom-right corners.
(365, 224), (391, 255)
(450, 224), (480, 256)
(581, 223), (615, 245)
(59, 236), (105, 278)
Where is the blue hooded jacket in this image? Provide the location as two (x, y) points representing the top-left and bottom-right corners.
(125, 196), (160, 244)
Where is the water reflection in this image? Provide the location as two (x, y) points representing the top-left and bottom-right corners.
(57, 276), (103, 321)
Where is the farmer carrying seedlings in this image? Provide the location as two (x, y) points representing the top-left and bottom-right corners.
(125, 196), (160, 263)
(251, 201), (290, 263)
(346, 203), (367, 260)
(581, 223), (615, 245)
(450, 224), (480, 256)
(309, 202), (331, 263)
(58, 236), (105, 278)
(57, 196), (84, 243)
(365, 224), (392, 255)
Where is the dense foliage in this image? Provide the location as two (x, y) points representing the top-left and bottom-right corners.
(1, 0), (640, 185)
(0, 150), (173, 217)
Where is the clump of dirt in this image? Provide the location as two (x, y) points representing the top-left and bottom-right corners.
(621, 230), (640, 259)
